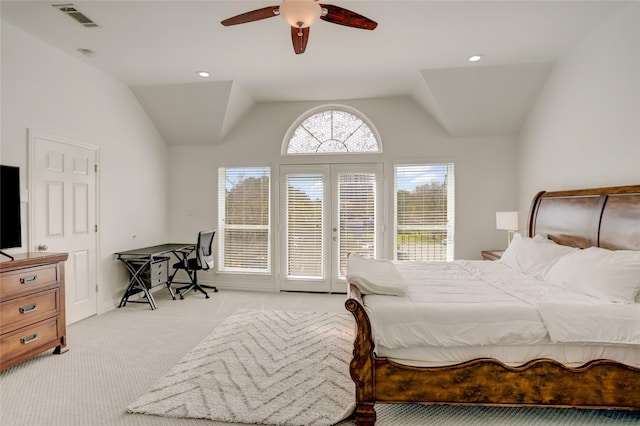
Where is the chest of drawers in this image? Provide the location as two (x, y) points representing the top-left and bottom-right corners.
(0, 252), (68, 371)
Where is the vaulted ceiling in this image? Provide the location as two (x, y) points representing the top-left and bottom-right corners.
(1, 1), (630, 145)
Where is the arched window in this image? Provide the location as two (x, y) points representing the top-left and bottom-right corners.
(284, 106), (381, 154)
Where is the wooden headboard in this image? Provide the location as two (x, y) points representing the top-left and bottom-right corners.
(528, 185), (640, 251)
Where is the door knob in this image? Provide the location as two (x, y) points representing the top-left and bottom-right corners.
(37, 244), (48, 251)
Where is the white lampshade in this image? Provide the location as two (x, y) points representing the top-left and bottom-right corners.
(279, 0), (322, 28)
(496, 211), (525, 245)
(496, 211), (522, 231)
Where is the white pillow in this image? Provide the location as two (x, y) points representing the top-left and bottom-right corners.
(499, 233), (579, 278)
(542, 247), (640, 303)
(346, 253), (407, 296)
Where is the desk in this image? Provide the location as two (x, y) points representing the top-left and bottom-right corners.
(115, 244), (194, 310)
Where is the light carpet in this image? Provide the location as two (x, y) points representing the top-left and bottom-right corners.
(368, 404), (640, 425)
(127, 309), (355, 426)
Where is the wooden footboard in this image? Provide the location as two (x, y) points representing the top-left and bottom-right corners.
(345, 283), (640, 426)
(345, 284), (377, 425)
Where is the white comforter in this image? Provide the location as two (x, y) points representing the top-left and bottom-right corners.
(362, 260), (640, 349)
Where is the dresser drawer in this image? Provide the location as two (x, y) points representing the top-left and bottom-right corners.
(0, 317), (59, 366)
(0, 264), (59, 299)
(0, 288), (59, 335)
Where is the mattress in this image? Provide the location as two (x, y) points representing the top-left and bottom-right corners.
(363, 260), (640, 367)
(376, 342), (640, 368)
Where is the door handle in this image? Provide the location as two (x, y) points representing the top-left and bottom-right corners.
(37, 244), (48, 251)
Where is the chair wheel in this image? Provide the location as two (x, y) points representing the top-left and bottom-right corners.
(180, 294), (185, 300)
(205, 294), (210, 299)
(214, 288), (219, 292)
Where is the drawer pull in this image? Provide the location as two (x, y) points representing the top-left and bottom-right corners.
(20, 275), (38, 284)
(20, 333), (39, 344)
(19, 303), (38, 314)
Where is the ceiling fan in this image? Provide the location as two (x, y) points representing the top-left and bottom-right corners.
(221, 0), (377, 54)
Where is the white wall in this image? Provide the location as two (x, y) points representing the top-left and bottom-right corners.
(1, 20), (170, 312)
(517, 3), (640, 210)
(168, 97), (518, 291)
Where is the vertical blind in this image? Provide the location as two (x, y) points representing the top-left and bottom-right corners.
(218, 167), (270, 272)
(395, 163), (454, 262)
(285, 174), (324, 278)
(338, 172), (376, 276)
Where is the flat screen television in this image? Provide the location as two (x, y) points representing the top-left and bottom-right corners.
(1, 165), (22, 259)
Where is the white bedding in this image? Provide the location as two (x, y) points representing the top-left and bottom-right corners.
(537, 302), (640, 344)
(364, 261), (548, 348)
(360, 260), (640, 366)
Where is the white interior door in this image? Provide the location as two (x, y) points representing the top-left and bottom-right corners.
(279, 164), (383, 293)
(30, 130), (98, 324)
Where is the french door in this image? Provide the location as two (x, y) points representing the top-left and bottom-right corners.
(279, 164), (383, 293)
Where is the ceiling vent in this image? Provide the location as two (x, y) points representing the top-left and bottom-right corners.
(53, 4), (99, 28)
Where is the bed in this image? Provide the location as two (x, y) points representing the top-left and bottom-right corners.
(345, 184), (640, 425)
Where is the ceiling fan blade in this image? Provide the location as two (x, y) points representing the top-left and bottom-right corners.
(319, 4), (377, 30)
(290, 26), (309, 54)
(221, 6), (279, 26)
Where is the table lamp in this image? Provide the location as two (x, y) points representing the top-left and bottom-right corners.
(496, 211), (523, 245)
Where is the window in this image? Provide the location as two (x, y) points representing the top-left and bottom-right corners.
(285, 107), (380, 154)
(394, 163), (455, 261)
(218, 167), (271, 273)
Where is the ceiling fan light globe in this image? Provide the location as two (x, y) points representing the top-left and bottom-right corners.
(279, 0), (321, 28)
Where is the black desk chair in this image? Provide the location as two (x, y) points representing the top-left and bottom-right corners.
(169, 230), (218, 299)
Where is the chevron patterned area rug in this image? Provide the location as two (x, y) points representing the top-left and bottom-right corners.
(127, 309), (356, 425)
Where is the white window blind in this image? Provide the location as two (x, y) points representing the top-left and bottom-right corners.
(395, 163), (454, 261)
(338, 172), (376, 276)
(285, 174), (324, 279)
(218, 167), (270, 273)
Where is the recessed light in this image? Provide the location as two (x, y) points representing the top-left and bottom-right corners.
(197, 71), (210, 78)
(468, 54), (484, 62)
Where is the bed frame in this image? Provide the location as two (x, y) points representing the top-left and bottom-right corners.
(345, 184), (640, 425)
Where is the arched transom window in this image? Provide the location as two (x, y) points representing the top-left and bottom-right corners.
(285, 108), (381, 154)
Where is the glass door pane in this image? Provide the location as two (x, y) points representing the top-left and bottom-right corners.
(280, 165), (330, 292)
(336, 171), (377, 276)
(331, 164), (383, 293)
(286, 174), (324, 279)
